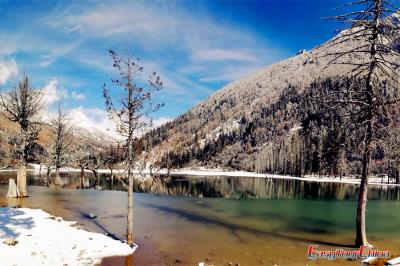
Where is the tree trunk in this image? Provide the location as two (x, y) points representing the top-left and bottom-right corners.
(125, 254), (133, 266)
(354, 3), (379, 244)
(127, 171), (134, 245)
(6, 178), (19, 198)
(17, 165), (28, 197)
(110, 168), (114, 190)
(80, 167), (84, 189)
(55, 167), (62, 187)
(93, 170), (99, 189)
(355, 119), (372, 247)
(127, 58), (134, 246)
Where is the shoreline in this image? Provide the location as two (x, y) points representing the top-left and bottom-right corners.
(1, 164), (400, 187)
(0, 207), (136, 265)
(1, 185), (399, 265)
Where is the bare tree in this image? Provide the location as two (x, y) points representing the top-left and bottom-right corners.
(103, 145), (122, 182)
(85, 146), (103, 188)
(103, 49), (163, 245)
(71, 143), (91, 188)
(49, 102), (73, 185)
(0, 75), (43, 197)
(323, 0), (400, 246)
(36, 147), (53, 185)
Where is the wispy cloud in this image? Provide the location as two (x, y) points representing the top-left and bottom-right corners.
(193, 49), (258, 62)
(71, 91), (85, 100)
(39, 41), (82, 67)
(46, 2), (180, 41)
(46, 1), (283, 98)
(0, 59), (18, 85)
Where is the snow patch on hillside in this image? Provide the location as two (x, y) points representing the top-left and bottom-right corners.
(199, 119), (240, 148)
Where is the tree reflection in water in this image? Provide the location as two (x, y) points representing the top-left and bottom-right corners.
(0, 171), (398, 200)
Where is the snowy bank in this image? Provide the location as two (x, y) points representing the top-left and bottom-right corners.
(146, 168), (400, 187)
(4, 164), (400, 187)
(0, 207), (135, 266)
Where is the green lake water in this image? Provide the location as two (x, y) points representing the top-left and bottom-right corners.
(0, 172), (399, 265)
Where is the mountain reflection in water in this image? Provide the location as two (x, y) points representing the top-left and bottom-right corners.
(1, 171), (399, 200)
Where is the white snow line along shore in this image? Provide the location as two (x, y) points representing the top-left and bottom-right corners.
(149, 169), (400, 187)
(0, 207), (135, 266)
(3, 164), (400, 187)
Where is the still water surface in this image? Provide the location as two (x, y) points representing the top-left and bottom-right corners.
(0, 171), (399, 265)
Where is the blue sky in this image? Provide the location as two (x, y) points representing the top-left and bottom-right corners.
(0, 0), (342, 133)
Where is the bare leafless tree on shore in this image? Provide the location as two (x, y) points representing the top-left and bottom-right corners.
(0, 75), (43, 197)
(103, 49), (163, 245)
(49, 102), (73, 185)
(323, 0), (400, 246)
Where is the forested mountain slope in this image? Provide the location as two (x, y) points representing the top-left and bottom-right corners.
(143, 32), (399, 177)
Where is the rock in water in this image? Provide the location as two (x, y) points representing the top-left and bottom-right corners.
(3, 238), (18, 246)
(82, 213), (97, 219)
(6, 179), (19, 198)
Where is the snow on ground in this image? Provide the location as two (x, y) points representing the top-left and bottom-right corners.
(0, 207), (135, 266)
(4, 164), (400, 187)
(151, 169), (400, 187)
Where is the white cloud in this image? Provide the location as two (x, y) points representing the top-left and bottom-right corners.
(0, 59), (18, 85)
(42, 78), (68, 107)
(68, 107), (112, 133)
(71, 91), (85, 100)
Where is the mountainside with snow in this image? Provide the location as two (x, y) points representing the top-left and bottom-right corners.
(143, 30), (399, 175)
(0, 114), (115, 167)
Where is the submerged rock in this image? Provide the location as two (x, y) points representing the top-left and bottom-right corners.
(3, 238), (18, 246)
(198, 262), (214, 266)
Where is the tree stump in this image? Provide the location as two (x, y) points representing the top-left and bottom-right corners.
(17, 165), (28, 197)
(6, 179), (19, 198)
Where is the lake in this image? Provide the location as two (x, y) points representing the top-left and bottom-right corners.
(0, 171), (400, 265)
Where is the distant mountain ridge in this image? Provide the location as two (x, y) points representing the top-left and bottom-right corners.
(0, 114), (113, 167)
